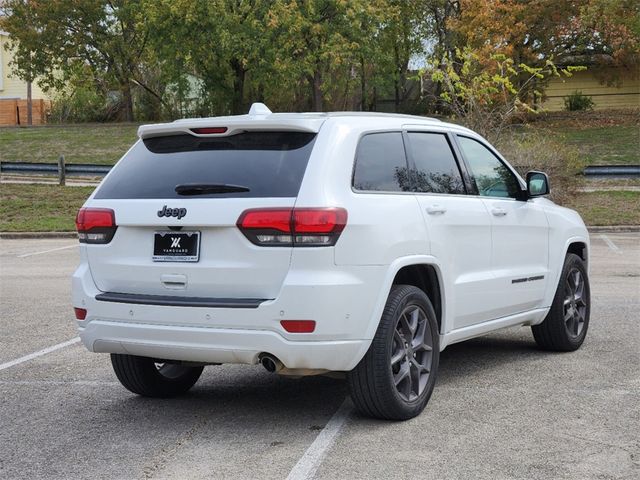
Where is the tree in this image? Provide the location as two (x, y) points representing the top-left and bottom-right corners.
(0, 1), (48, 125)
(421, 0), (640, 121)
(451, 1), (587, 63)
(1, 0), (152, 121)
(578, 0), (640, 72)
(376, 1), (431, 111)
(146, 0), (275, 115)
(448, 0), (639, 77)
(425, 0), (461, 63)
(265, 0), (358, 111)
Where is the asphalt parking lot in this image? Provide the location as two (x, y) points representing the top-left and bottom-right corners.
(0, 234), (638, 480)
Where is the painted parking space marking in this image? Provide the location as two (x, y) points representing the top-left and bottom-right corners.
(0, 380), (119, 386)
(599, 234), (622, 254)
(286, 399), (352, 480)
(0, 337), (81, 371)
(17, 243), (77, 258)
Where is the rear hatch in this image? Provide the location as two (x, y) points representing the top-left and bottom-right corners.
(83, 129), (318, 300)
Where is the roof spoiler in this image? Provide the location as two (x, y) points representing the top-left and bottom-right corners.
(138, 103), (325, 139)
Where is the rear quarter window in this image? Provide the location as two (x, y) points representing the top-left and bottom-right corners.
(352, 132), (409, 192)
(94, 131), (316, 199)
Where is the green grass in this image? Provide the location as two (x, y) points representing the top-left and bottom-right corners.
(0, 114), (637, 167)
(554, 125), (640, 165)
(0, 113), (637, 231)
(0, 124), (139, 165)
(0, 183), (637, 232)
(526, 110), (639, 166)
(0, 184), (95, 231)
(563, 190), (640, 226)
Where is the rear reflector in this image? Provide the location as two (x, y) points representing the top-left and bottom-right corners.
(190, 127), (228, 134)
(280, 320), (316, 333)
(74, 307), (87, 320)
(237, 207), (347, 247)
(76, 208), (117, 244)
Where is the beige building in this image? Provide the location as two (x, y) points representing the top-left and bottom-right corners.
(542, 65), (640, 111)
(1, 29), (51, 125)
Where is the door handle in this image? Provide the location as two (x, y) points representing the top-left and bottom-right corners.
(491, 207), (508, 217)
(426, 204), (447, 215)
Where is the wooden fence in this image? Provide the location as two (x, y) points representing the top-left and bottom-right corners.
(0, 99), (50, 126)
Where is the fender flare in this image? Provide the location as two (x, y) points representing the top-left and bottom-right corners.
(542, 235), (590, 308)
(361, 255), (447, 342)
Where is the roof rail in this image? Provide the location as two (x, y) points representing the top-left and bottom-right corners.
(248, 102), (272, 116)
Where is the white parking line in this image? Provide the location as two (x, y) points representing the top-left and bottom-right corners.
(17, 244), (77, 258)
(0, 337), (81, 371)
(0, 380), (118, 386)
(599, 234), (623, 254)
(286, 399), (352, 480)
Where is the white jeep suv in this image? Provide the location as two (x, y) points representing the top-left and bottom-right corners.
(72, 103), (591, 420)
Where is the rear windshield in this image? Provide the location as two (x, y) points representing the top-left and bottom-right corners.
(94, 131), (317, 199)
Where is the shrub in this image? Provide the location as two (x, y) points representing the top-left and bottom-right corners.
(495, 127), (585, 205)
(564, 91), (594, 111)
(427, 46), (584, 143)
(49, 87), (121, 123)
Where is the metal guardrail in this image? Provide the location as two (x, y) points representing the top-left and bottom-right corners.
(1, 161), (639, 181)
(0, 161), (112, 176)
(583, 165), (640, 176)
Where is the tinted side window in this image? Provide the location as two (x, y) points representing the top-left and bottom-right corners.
(407, 132), (465, 194)
(94, 132), (316, 199)
(353, 132), (409, 192)
(457, 136), (520, 198)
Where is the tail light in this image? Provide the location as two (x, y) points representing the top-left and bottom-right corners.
(74, 307), (87, 320)
(237, 207), (347, 247)
(76, 208), (117, 244)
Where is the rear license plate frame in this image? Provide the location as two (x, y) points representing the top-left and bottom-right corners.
(152, 231), (200, 262)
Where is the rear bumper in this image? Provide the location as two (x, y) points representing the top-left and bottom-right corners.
(72, 257), (387, 371)
(79, 320), (369, 370)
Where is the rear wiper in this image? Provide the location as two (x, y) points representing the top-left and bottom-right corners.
(175, 183), (250, 195)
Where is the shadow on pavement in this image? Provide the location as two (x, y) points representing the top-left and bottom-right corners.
(94, 366), (348, 432)
(100, 329), (548, 422)
(437, 330), (543, 387)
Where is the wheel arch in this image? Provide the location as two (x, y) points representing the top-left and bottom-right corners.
(542, 235), (590, 309)
(392, 264), (443, 334)
(364, 256), (447, 342)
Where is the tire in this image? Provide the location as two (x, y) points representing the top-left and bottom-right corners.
(532, 253), (590, 351)
(110, 354), (204, 398)
(347, 285), (440, 420)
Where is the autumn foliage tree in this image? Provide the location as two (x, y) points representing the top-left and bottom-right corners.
(449, 0), (639, 80)
(578, 0), (640, 70)
(424, 0), (638, 133)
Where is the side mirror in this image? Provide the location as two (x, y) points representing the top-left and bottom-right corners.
(526, 171), (550, 197)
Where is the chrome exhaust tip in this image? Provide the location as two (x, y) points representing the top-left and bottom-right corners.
(259, 354), (283, 373)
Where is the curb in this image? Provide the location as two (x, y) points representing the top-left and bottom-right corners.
(0, 232), (77, 239)
(586, 226), (640, 233)
(2, 226), (639, 239)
